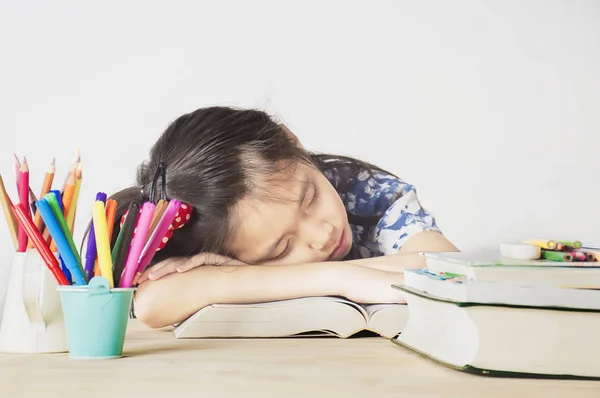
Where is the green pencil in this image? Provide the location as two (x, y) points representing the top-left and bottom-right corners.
(557, 240), (582, 249)
(541, 250), (573, 262)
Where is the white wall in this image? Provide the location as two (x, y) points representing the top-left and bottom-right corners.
(0, 0), (599, 259)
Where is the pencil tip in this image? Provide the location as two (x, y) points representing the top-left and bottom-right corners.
(51, 158), (55, 165)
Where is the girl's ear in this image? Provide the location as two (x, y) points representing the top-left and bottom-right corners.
(279, 124), (304, 149)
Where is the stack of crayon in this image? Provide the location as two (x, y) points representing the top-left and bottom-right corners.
(523, 239), (597, 262)
(0, 151), (181, 289)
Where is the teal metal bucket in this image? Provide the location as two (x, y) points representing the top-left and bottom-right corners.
(57, 276), (136, 359)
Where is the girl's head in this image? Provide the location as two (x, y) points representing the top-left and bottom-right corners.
(110, 106), (353, 267)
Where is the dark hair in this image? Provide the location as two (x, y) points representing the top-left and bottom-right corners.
(104, 106), (393, 265)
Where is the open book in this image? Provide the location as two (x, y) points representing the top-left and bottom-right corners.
(172, 297), (408, 339)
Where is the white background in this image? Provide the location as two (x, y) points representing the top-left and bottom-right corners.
(0, 0), (598, 259)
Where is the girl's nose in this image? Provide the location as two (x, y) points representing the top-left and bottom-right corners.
(306, 220), (334, 251)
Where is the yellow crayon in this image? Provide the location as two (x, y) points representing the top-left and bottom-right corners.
(522, 239), (557, 250)
(92, 200), (114, 288)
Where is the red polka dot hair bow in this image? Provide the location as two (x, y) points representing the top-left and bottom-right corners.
(119, 202), (193, 251)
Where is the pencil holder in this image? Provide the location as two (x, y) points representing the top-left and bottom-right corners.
(57, 276), (135, 359)
(0, 254), (12, 326)
(0, 249), (69, 353)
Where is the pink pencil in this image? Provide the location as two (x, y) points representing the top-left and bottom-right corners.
(136, 200), (181, 276)
(17, 158), (30, 251)
(119, 202), (155, 288)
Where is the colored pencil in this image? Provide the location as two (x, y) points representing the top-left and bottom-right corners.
(28, 187), (37, 214)
(120, 202), (155, 288)
(66, 161), (82, 233)
(523, 239), (557, 250)
(137, 200), (181, 275)
(37, 197), (86, 285)
(541, 250), (572, 262)
(112, 202), (140, 287)
(12, 202), (69, 285)
(13, 153), (20, 175)
(0, 174), (18, 249)
(558, 240), (582, 249)
(571, 251), (587, 261)
(61, 149), (80, 193)
(13, 153), (20, 191)
(92, 200), (114, 288)
(584, 252), (597, 261)
(17, 158), (30, 251)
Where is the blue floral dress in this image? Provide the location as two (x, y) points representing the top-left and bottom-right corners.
(323, 168), (441, 259)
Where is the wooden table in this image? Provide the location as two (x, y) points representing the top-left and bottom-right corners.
(0, 320), (598, 398)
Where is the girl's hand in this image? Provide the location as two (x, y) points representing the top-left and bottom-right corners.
(341, 263), (407, 304)
(138, 253), (246, 283)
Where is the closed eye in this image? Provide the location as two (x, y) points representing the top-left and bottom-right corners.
(307, 184), (320, 209)
(273, 239), (292, 261)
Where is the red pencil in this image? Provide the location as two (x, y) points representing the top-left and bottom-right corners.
(11, 202), (69, 285)
(17, 157), (30, 251)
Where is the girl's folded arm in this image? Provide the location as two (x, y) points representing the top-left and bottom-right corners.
(133, 260), (411, 328)
(134, 261), (337, 328)
(348, 230), (459, 272)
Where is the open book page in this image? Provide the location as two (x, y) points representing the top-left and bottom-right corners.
(361, 304), (409, 339)
(172, 296), (372, 339)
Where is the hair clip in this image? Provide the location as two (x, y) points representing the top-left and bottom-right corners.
(120, 163), (194, 251)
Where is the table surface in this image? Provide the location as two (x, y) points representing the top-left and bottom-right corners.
(0, 320), (598, 398)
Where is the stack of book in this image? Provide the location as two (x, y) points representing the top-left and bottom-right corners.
(392, 243), (600, 380)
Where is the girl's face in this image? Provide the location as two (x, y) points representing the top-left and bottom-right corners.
(230, 162), (352, 265)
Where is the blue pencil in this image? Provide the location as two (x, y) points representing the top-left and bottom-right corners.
(36, 198), (86, 285)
